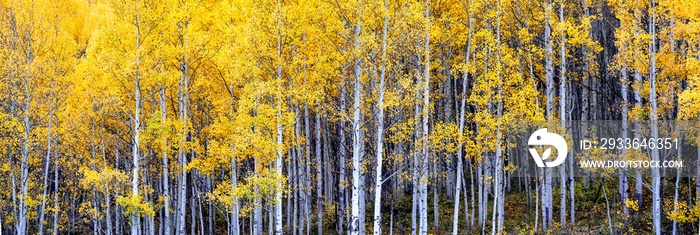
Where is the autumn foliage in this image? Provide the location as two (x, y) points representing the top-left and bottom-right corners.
(0, 0), (699, 234)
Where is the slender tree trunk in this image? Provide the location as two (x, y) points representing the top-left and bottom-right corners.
(315, 108), (323, 235)
(477, 159), (483, 227)
(161, 89), (171, 235)
(543, 0), (554, 229)
(419, 1), (431, 233)
(649, 2), (660, 233)
(38, 85), (54, 235)
(672, 135), (681, 235)
(535, 169), (539, 233)
(412, 89), (420, 235)
(359, 169), (366, 235)
(619, 53), (630, 216)
(603, 183), (614, 234)
(670, 15), (678, 235)
(53, 146), (59, 235)
(177, 28), (190, 235)
(350, 15), (363, 235)
(633, 8), (644, 211)
(297, 105), (306, 235)
(559, 0), (567, 227)
(372, 1), (388, 233)
(18, 22), (34, 235)
(131, 18), (143, 234)
(294, 108), (301, 235)
(305, 94), (312, 235)
(275, 4), (284, 233)
(338, 71), (347, 235)
(491, 4), (505, 232)
(231, 138), (239, 235)
(433, 157), (438, 230)
(254, 155), (262, 235)
(452, 23), (472, 234)
(469, 154), (475, 228)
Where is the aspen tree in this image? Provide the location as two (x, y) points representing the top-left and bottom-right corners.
(372, 0), (389, 233)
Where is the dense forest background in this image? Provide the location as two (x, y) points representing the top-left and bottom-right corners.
(1, 0), (700, 234)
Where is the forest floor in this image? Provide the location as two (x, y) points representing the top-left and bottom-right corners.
(337, 180), (696, 235)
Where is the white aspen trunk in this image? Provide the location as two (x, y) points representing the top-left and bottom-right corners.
(419, 0), (430, 233)
(389, 195), (394, 235)
(477, 159), (483, 227)
(670, 15), (678, 235)
(634, 67), (643, 208)
(545, 169), (552, 228)
(649, 2), (660, 233)
(558, 0), (567, 227)
(568, 93), (575, 224)
(491, 157), (501, 235)
(535, 170), (539, 232)
(305, 103), (312, 235)
(463, 171), (470, 227)
(131, 17), (143, 235)
(275, 3), (284, 233)
(191, 177), (197, 235)
(481, 154), (490, 235)
(17, 20), (34, 235)
(603, 184), (613, 234)
(93, 192), (99, 235)
(294, 108), (302, 235)
(632, 8), (644, 211)
(286, 148), (292, 235)
(298, 116), (306, 235)
(485, 155), (492, 233)
(144, 167), (155, 235)
(208, 176), (214, 235)
(323, 124), (331, 206)
(412, 93), (420, 235)
(433, 155), (438, 230)
(495, 1), (505, 231)
(38, 84), (54, 235)
(543, 0), (554, 229)
(452, 30), (472, 235)
(339, 70), (347, 235)
(273, 81), (283, 234)
(469, 71), (476, 228)
(254, 159), (262, 235)
(269, 204), (274, 235)
(359, 171), (366, 235)
(53, 147), (59, 235)
(106, 193), (112, 235)
(372, 1), (388, 233)
(299, 61), (308, 235)
(177, 28), (190, 235)
(131, 77), (141, 235)
(231, 148), (239, 235)
(10, 138), (16, 234)
(291, 147), (297, 235)
(469, 153), (475, 228)
(162, 89), (171, 235)
(350, 15), (363, 235)
(672, 137), (681, 235)
(315, 110), (322, 235)
(620, 50), (630, 216)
